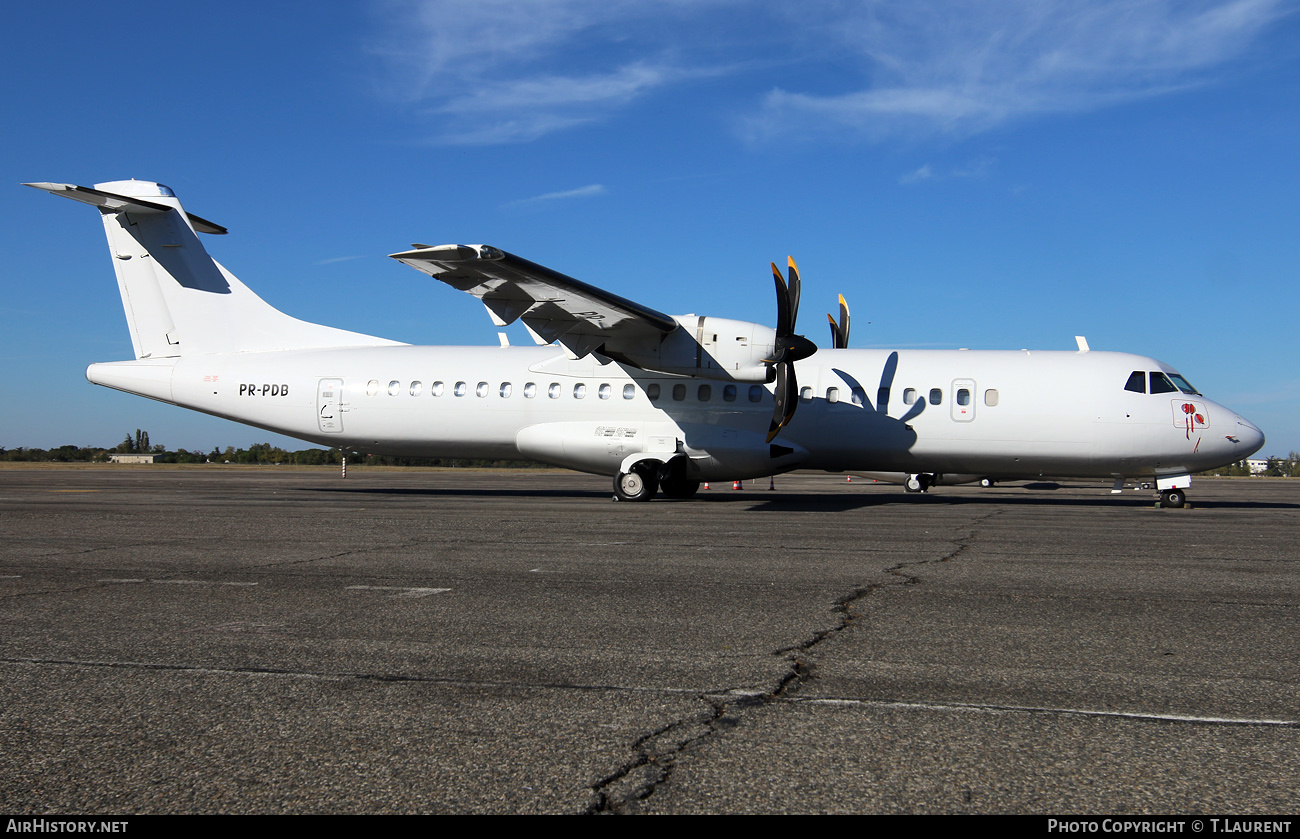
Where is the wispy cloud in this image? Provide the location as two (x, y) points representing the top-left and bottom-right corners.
(369, 1), (1290, 145)
(899, 164), (935, 185)
(505, 184), (607, 207)
(314, 255), (368, 266)
(368, 0), (733, 144)
(747, 0), (1290, 142)
(899, 156), (995, 185)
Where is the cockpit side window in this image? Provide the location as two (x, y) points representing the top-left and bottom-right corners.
(1167, 372), (1200, 395)
(1149, 372), (1178, 394)
(1124, 371), (1145, 393)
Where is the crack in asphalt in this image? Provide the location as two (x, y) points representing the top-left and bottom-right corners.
(586, 509), (1003, 813)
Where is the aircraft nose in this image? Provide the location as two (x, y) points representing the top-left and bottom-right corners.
(1227, 415), (1266, 459)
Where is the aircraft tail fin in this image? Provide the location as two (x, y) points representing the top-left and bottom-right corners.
(26, 180), (399, 359)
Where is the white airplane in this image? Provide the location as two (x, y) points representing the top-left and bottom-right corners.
(28, 179), (1265, 508)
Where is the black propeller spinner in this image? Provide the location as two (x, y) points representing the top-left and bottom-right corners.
(764, 257), (818, 443)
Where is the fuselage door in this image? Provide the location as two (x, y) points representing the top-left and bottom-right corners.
(951, 378), (976, 422)
(317, 378), (344, 433)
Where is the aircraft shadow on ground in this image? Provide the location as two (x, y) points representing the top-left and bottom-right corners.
(297, 484), (1299, 511)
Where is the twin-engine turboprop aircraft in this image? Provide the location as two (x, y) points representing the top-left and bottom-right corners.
(28, 179), (1265, 507)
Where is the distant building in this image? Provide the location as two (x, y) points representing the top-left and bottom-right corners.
(109, 454), (157, 464)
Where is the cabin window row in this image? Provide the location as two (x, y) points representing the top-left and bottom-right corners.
(892, 387), (1000, 407)
(365, 379), (639, 400)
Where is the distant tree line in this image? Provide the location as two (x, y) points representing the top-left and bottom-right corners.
(1200, 453), (1300, 478)
(0, 430), (547, 468)
(5, 430), (1296, 475)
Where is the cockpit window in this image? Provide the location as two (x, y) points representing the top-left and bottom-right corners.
(1167, 372), (1200, 395)
(1149, 372), (1178, 394)
(1124, 371), (1145, 393)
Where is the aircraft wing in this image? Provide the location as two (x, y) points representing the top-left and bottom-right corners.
(390, 244), (679, 357)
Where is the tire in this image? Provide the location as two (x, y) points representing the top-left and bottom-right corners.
(1160, 488), (1186, 509)
(660, 476), (701, 499)
(614, 463), (659, 502)
(979, 477), (994, 488)
(904, 474), (923, 493)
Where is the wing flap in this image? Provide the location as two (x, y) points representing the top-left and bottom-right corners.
(391, 244), (679, 356)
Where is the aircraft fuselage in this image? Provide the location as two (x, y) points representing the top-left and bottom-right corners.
(88, 344), (1263, 484)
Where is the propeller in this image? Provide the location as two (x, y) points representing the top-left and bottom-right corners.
(826, 293), (850, 349)
(764, 257), (818, 443)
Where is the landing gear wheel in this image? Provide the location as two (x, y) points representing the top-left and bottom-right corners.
(1159, 488), (1186, 509)
(659, 476), (701, 499)
(979, 477), (995, 488)
(614, 463), (659, 502)
(905, 473), (930, 493)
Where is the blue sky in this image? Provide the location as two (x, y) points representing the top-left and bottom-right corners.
(3, 0), (1297, 456)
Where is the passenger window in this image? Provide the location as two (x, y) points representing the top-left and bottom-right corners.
(1150, 372), (1178, 394)
(698, 384), (711, 401)
(454, 381), (467, 397)
(623, 384), (636, 400)
(388, 380), (401, 397)
(431, 381), (444, 397)
(877, 387), (890, 408)
(598, 383), (611, 400)
(548, 383), (561, 399)
(499, 382), (512, 398)
(749, 385), (764, 403)
(573, 383), (587, 399)
(851, 387), (866, 406)
(409, 381), (422, 397)
(984, 389), (999, 407)
(827, 387), (839, 403)
(647, 384), (661, 400)
(476, 382), (488, 398)
(957, 388), (971, 406)
(1124, 371), (1146, 394)
(672, 384), (686, 401)
(799, 386), (813, 402)
(523, 382), (536, 398)
(929, 388), (942, 405)
(723, 385), (737, 402)
(903, 388), (917, 405)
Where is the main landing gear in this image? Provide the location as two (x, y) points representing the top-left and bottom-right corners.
(613, 458), (700, 502)
(1159, 488), (1186, 509)
(614, 463), (658, 502)
(904, 473), (934, 493)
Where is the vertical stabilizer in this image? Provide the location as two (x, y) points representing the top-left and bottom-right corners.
(26, 180), (400, 358)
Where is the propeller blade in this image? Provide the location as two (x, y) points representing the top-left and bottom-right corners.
(827, 293), (850, 349)
(764, 366), (795, 444)
(771, 262), (791, 338)
(786, 256), (801, 332)
(763, 255), (816, 442)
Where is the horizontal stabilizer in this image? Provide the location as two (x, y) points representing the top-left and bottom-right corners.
(24, 182), (227, 235)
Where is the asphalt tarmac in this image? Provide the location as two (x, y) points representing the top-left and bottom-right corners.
(1, 467), (1296, 814)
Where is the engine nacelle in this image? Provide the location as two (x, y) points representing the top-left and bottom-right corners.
(606, 316), (777, 382)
